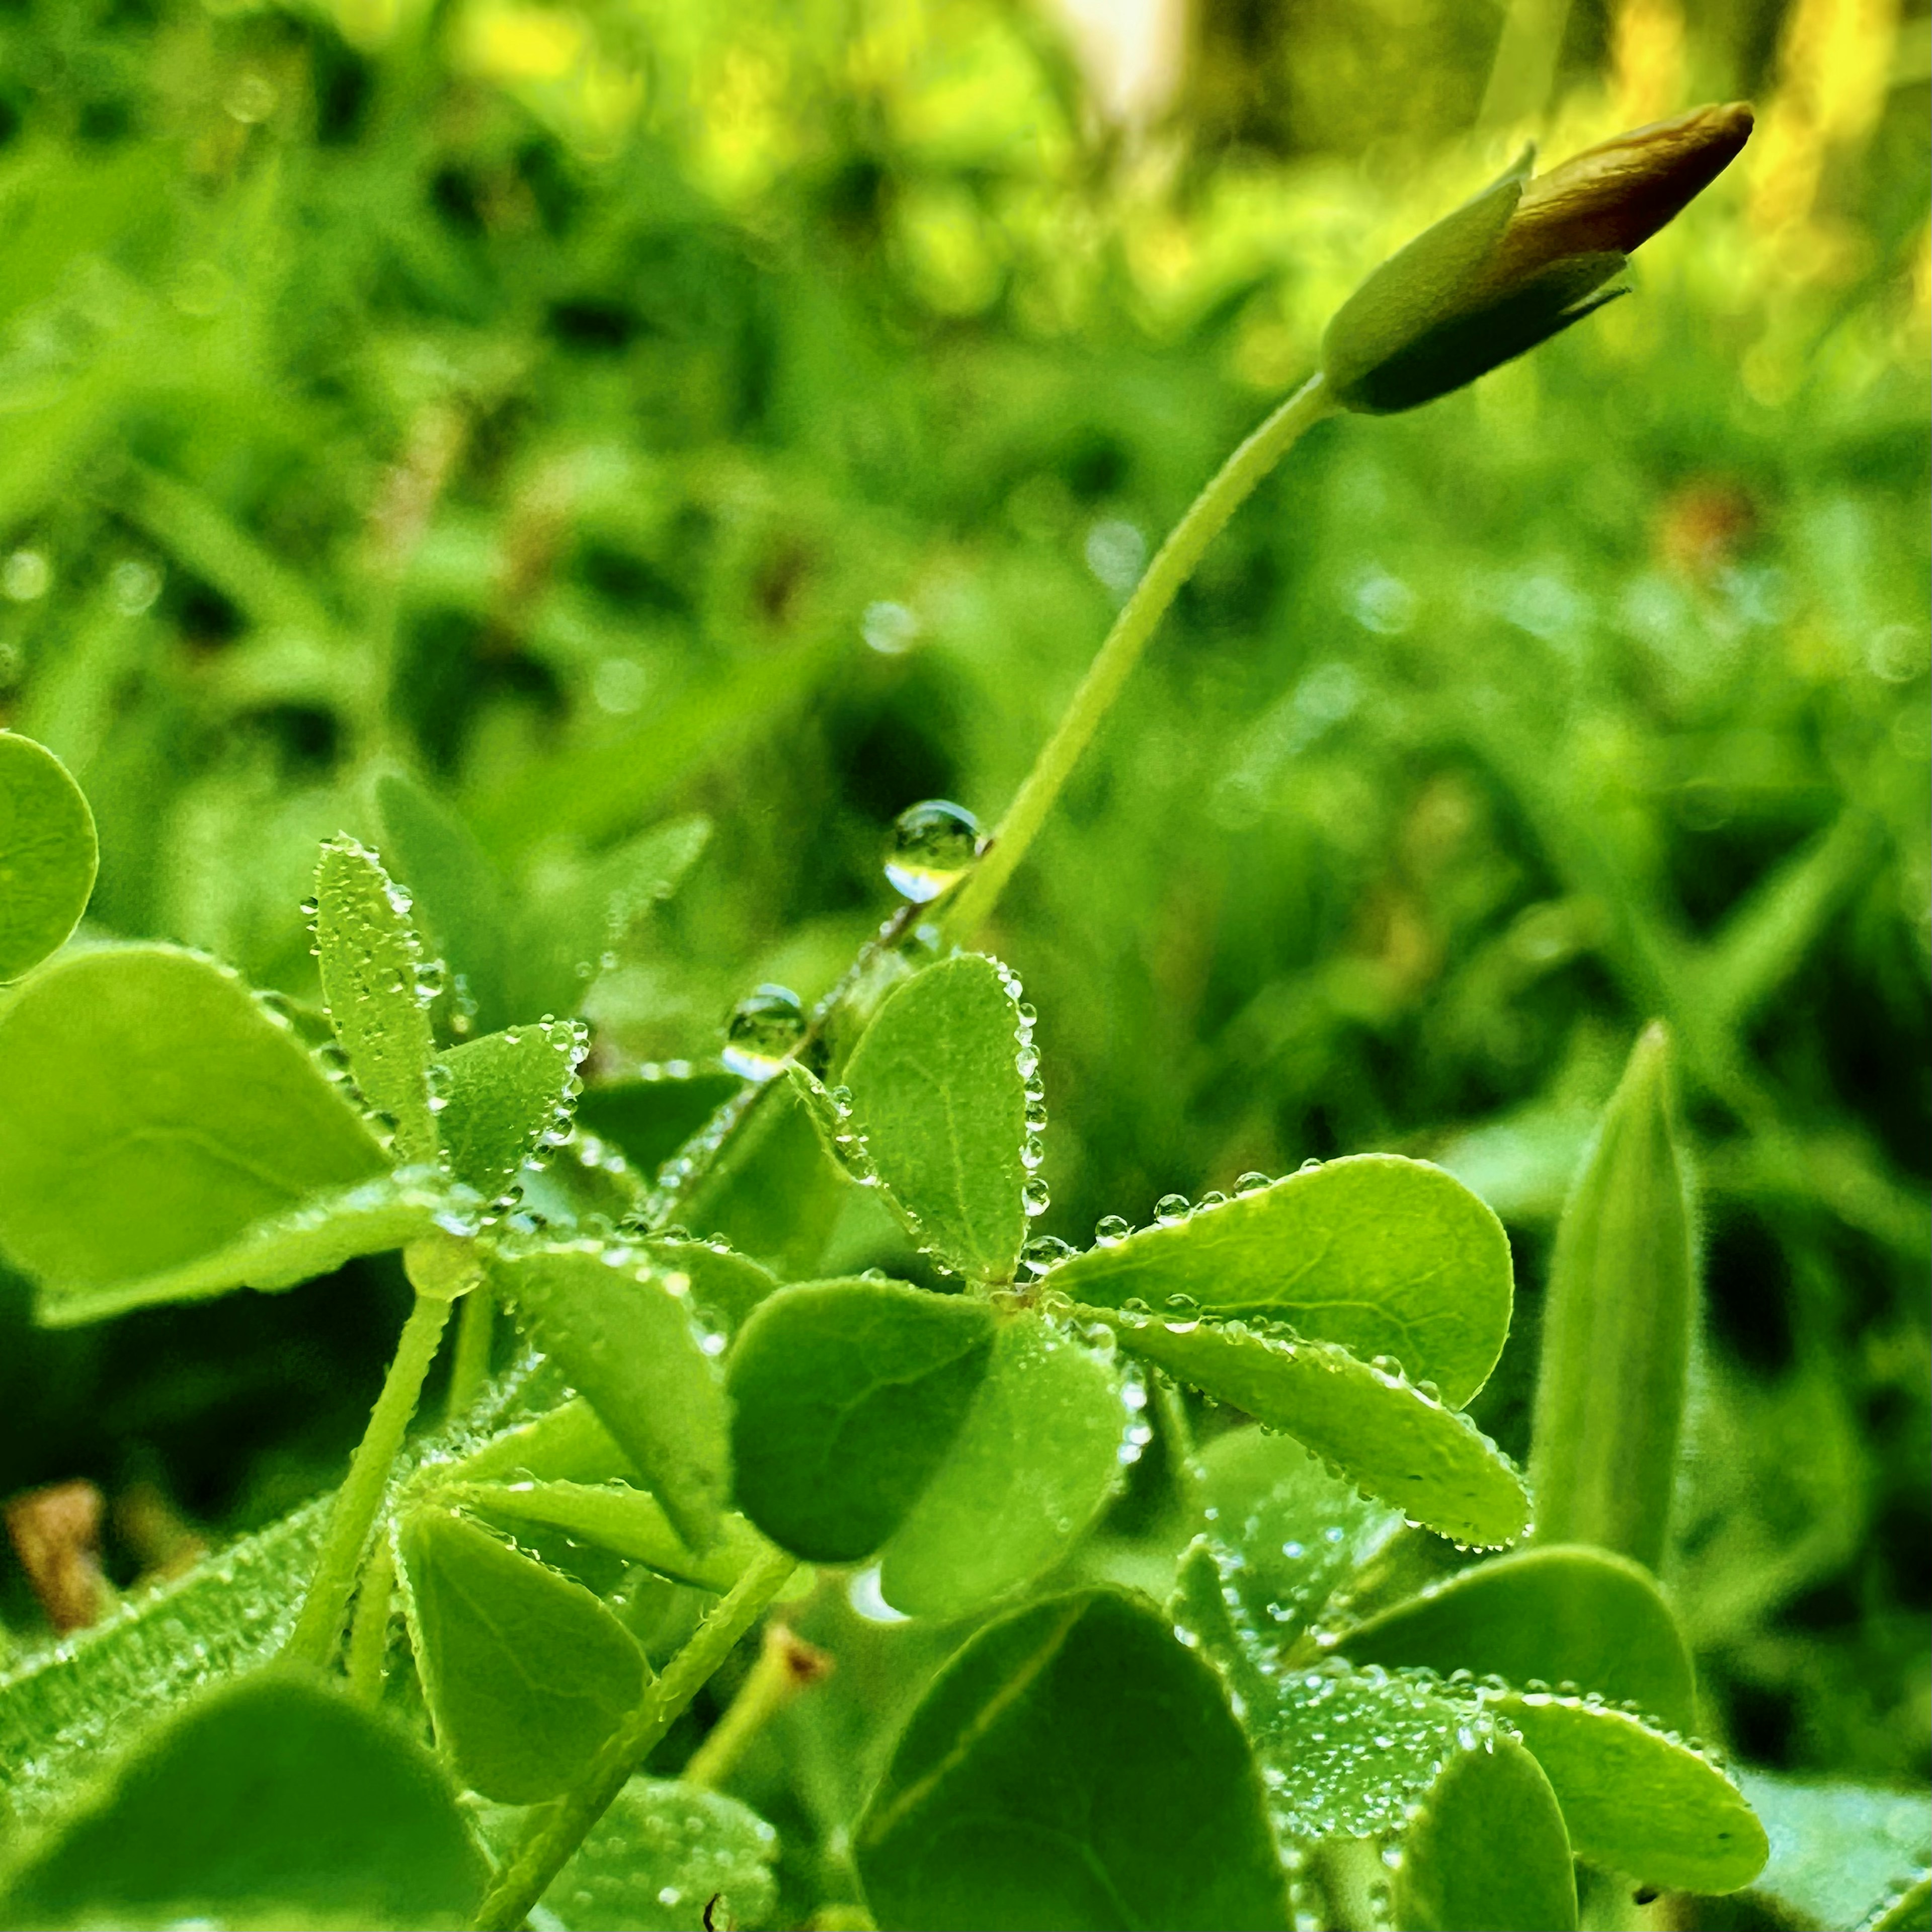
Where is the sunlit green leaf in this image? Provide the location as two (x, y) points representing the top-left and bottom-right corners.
(1079, 1304), (1530, 1547)
(681, 1079), (846, 1280)
(727, 1278), (995, 1562)
(1499, 1693), (1767, 1893)
(0, 732), (97, 982)
(446, 1397), (636, 1488)
(397, 1507), (648, 1805)
(879, 1310), (1126, 1619)
(842, 953), (1030, 1283)
(313, 837), (441, 1166)
(0, 1674), (485, 1930)
(637, 1234), (780, 1336)
(537, 1776), (779, 1932)
(38, 1170), (456, 1327)
(0, 946), (389, 1316)
(436, 1020), (588, 1202)
(1337, 1544), (1697, 1733)
(1394, 1734), (1577, 1932)
(856, 1588), (1287, 1931)
(1048, 1156), (1512, 1408)
(493, 1244), (731, 1550)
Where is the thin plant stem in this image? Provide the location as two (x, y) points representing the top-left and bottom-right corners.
(942, 372), (1336, 943)
(447, 1284), (495, 1419)
(345, 1533), (396, 1706)
(283, 1291), (451, 1669)
(682, 1621), (832, 1789)
(472, 1543), (799, 1932)
(1152, 1374), (1203, 1512)
(649, 375), (1335, 1230)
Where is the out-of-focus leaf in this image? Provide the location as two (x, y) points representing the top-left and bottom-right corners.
(0, 1674), (485, 1930)
(0, 946), (390, 1317)
(1732, 1772), (1932, 1932)
(636, 1235), (780, 1335)
(397, 1507), (648, 1805)
(0, 733), (97, 982)
(855, 1587), (1288, 1930)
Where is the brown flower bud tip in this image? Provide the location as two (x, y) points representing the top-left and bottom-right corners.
(1484, 102), (1754, 290)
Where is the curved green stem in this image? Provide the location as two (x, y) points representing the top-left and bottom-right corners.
(283, 1291), (451, 1669)
(471, 1543), (799, 1931)
(446, 1284), (495, 1419)
(942, 372), (1335, 942)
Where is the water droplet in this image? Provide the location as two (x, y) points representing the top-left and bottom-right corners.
(1020, 1235), (1073, 1278)
(1235, 1170), (1272, 1194)
(1299, 1156), (1323, 1173)
(1022, 1177), (1051, 1217)
(1154, 1193), (1191, 1225)
(722, 985), (806, 1081)
(1094, 1215), (1131, 1245)
(884, 799), (981, 903)
(1020, 1134), (1045, 1171)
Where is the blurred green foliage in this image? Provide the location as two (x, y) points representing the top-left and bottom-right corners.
(0, 0), (1924, 1815)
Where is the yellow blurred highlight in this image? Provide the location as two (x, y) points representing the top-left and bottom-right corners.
(457, 2), (587, 84)
(1749, 0), (1900, 247)
(1612, 0), (1686, 130)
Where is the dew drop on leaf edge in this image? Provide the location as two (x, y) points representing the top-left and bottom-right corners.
(883, 799), (981, 903)
(722, 984), (807, 1080)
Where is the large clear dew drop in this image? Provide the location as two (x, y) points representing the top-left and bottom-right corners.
(883, 799), (981, 904)
(721, 984), (806, 1081)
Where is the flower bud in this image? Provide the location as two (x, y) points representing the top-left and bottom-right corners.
(1322, 104), (1753, 415)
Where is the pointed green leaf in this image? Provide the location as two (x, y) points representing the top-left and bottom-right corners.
(0, 946), (389, 1315)
(314, 837), (440, 1166)
(1193, 1426), (1402, 1646)
(1737, 1772), (1932, 1932)
(436, 1021), (588, 1203)
(397, 1507), (648, 1805)
(537, 1776), (778, 1932)
(440, 1481), (764, 1594)
(726, 1279), (995, 1563)
(1048, 1156), (1512, 1408)
(1338, 1544), (1697, 1733)
(376, 773), (512, 1034)
(1530, 1023), (1694, 1570)
(1500, 1694), (1766, 1892)
(0, 1497), (332, 1830)
(1321, 154), (1528, 404)
(509, 816), (710, 1020)
(37, 1170), (459, 1328)
(1172, 1541), (1507, 1845)
(0, 1674), (485, 1930)
(842, 953), (1030, 1283)
(879, 1311), (1126, 1619)
(494, 1244), (731, 1551)
(0, 732), (96, 982)
(1395, 1735), (1578, 1932)
(1082, 1304), (1530, 1547)
(448, 1397), (637, 1488)
(856, 1588), (1289, 1931)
